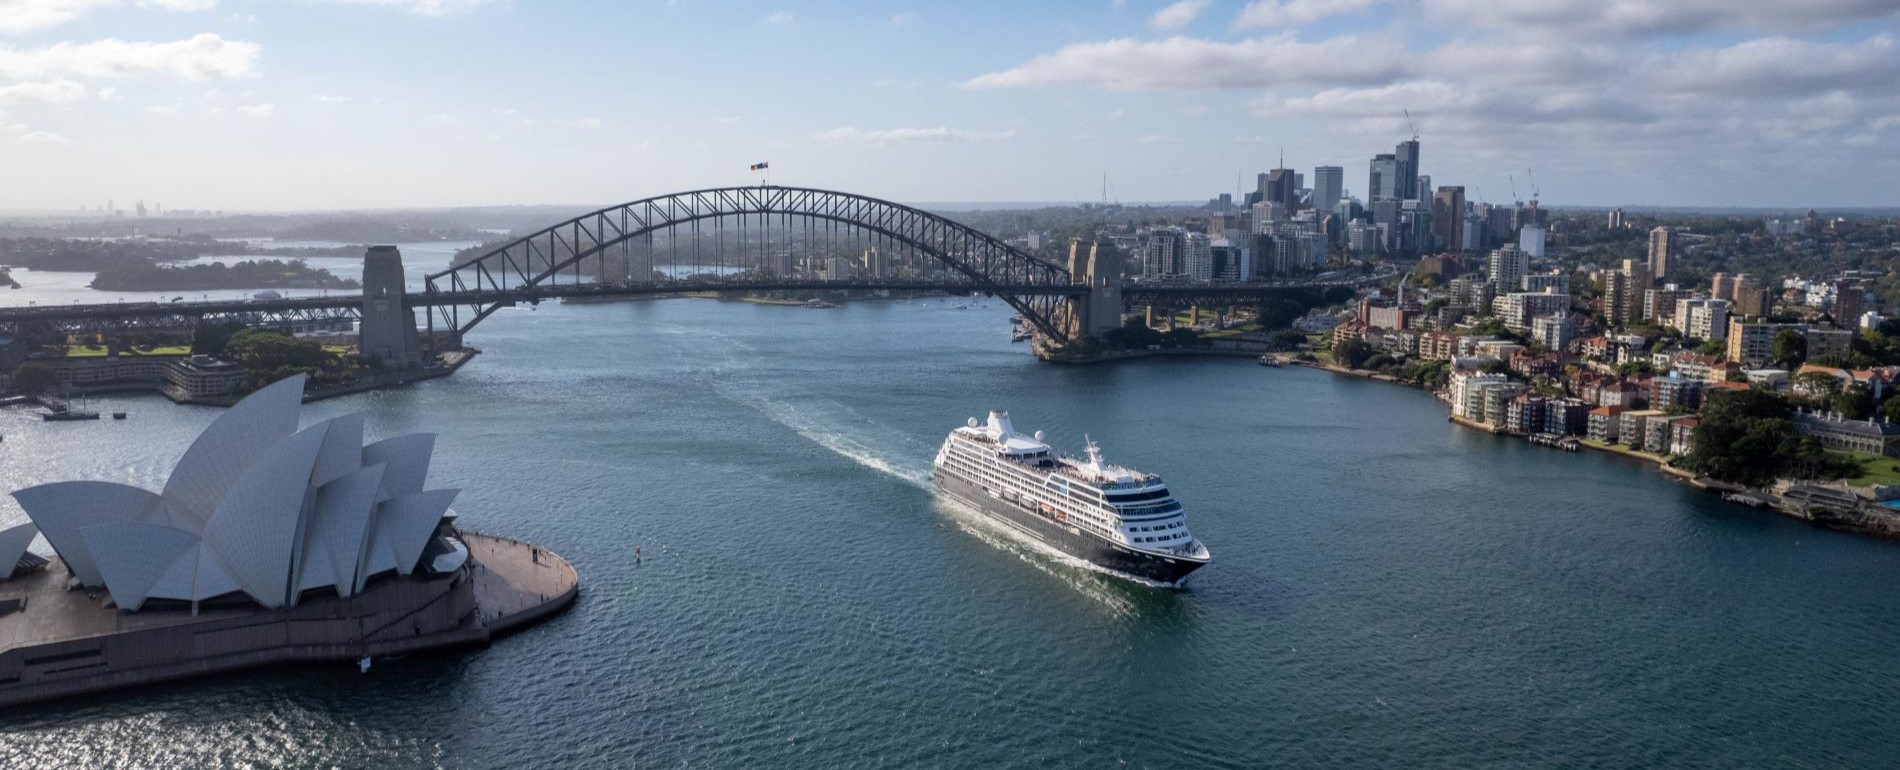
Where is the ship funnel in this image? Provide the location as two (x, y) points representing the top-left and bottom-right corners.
(986, 410), (1013, 438)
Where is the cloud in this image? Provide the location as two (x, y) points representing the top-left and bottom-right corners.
(1149, 0), (1208, 31)
(887, 12), (917, 27)
(1421, 0), (1900, 38)
(18, 130), (71, 143)
(1234, 0), (1384, 28)
(96, 85), (119, 100)
(0, 0), (218, 35)
(964, 34), (1406, 91)
(712, 115), (740, 123)
(0, 79), (88, 104)
(145, 102), (179, 114)
(1135, 134), (1175, 144)
(1647, 34), (1900, 98)
(236, 102), (273, 117)
(428, 112), (457, 125)
(759, 10), (792, 26)
(301, 0), (496, 16)
(0, 34), (261, 80)
(307, 94), (349, 104)
(815, 126), (1017, 144)
(556, 117), (602, 128)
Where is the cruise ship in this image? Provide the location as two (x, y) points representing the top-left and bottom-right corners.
(931, 411), (1211, 585)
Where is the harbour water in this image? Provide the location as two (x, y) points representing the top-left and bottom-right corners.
(5, 295), (1900, 767)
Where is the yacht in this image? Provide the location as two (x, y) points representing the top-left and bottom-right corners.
(932, 411), (1211, 585)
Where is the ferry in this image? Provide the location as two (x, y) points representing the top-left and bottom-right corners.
(931, 411), (1211, 585)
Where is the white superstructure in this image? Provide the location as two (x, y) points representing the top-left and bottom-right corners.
(933, 412), (1209, 564)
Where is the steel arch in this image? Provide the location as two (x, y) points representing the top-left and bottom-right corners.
(422, 186), (1077, 343)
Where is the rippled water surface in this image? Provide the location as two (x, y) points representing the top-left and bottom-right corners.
(5, 297), (1900, 768)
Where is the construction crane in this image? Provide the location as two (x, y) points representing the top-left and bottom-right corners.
(1526, 167), (1541, 202)
(1403, 108), (1419, 141)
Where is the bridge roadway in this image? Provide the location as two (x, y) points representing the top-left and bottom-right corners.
(0, 270), (1395, 334)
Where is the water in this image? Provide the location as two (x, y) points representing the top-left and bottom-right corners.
(5, 298), (1900, 768)
(0, 240), (475, 308)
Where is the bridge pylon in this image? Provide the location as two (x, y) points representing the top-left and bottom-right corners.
(1063, 239), (1122, 341)
(361, 246), (421, 369)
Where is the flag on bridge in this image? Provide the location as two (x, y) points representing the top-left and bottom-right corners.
(749, 162), (769, 171)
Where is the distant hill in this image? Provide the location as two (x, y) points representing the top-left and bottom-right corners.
(275, 219), (481, 243)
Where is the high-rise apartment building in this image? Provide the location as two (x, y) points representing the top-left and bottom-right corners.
(1603, 259), (1651, 326)
(1834, 281), (1864, 326)
(1182, 232), (1213, 282)
(1487, 245), (1527, 291)
(1676, 298), (1732, 341)
(1644, 288), (1691, 325)
(1647, 227), (1673, 279)
(1608, 208), (1625, 230)
(1144, 227), (1184, 277)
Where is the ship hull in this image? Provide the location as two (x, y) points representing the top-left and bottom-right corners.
(932, 470), (1207, 585)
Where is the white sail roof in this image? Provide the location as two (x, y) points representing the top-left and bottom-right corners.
(7, 374), (465, 612)
(0, 522), (38, 580)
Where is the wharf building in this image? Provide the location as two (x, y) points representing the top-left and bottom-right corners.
(0, 375), (577, 707)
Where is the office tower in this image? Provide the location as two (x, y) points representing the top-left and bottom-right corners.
(1487, 245), (1527, 291)
(1647, 227), (1673, 279)
(1368, 153), (1397, 202)
(1395, 139), (1421, 201)
(1402, 199), (1431, 255)
(1416, 174), (1431, 201)
(1312, 166), (1343, 214)
(1265, 167), (1297, 213)
(1431, 186), (1465, 253)
(1463, 212), (1486, 253)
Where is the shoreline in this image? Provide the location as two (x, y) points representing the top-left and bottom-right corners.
(1282, 353), (1900, 541)
(0, 530), (577, 709)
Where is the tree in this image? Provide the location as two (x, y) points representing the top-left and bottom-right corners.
(1696, 339), (1725, 356)
(1335, 338), (1374, 369)
(1772, 328), (1807, 367)
(1793, 371), (1843, 402)
(1834, 383), (1874, 420)
(9, 362), (57, 394)
(192, 321), (248, 356)
(1882, 395), (1900, 424)
(1683, 390), (1793, 485)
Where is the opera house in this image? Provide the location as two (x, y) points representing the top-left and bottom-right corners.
(0, 375), (577, 708)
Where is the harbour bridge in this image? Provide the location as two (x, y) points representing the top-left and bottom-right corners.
(0, 186), (1393, 359)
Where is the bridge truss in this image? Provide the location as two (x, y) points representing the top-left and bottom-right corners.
(423, 186), (1081, 345)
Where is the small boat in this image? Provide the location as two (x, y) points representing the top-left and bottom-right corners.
(112, 412), (127, 420)
(1011, 329), (1032, 343)
(252, 290), (283, 300)
(1257, 355), (1282, 367)
(42, 409), (101, 421)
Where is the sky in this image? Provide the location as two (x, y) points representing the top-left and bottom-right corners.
(0, 0), (1897, 212)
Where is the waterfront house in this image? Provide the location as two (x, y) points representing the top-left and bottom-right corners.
(1506, 393), (1549, 435)
(1483, 383), (1528, 428)
(1619, 409), (1666, 449)
(1669, 417), (1699, 455)
(1546, 398), (1593, 436)
(1417, 331), (1461, 361)
(1650, 376), (1702, 412)
(1588, 405), (1630, 443)
(1450, 370), (1511, 422)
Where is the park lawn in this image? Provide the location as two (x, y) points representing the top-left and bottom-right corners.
(1830, 449), (1900, 488)
(65, 345), (192, 357)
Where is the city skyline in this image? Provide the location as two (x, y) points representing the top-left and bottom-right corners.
(0, 0), (1896, 211)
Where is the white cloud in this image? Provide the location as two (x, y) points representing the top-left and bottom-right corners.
(96, 85), (118, 100)
(1135, 134), (1174, 144)
(145, 102), (179, 114)
(236, 102), (273, 117)
(0, 34), (261, 80)
(307, 94), (349, 104)
(556, 117), (602, 128)
(1647, 34), (1900, 98)
(964, 34), (1406, 91)
(1149, 0), (1208, 31)
(1421, 0), (1900, 38)
(1233, 0), (1382, 28)
(301, 0), (496, 16)
(815, 126), (1017, 144)
(0, 0), (218, 35)
(712, 115), (741, 124)
(18, 129), (71, 143)
(888, 12), (917, 27)
(428, 112), (457, 125)
(0, 79), (88, 104)
(759, 10), (793, 26)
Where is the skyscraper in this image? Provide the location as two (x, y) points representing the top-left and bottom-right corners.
(1487, 245), (1527, 291)
(1368, 153), (1397, 203)
(1647, 227), (1673, 279)
(1312, 166), (1343, 214)
(1395, 139), (1421, 201)
(1431, 186), (1465, 253)
(1264, 166), (1297, 214)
